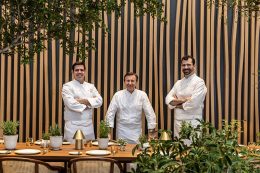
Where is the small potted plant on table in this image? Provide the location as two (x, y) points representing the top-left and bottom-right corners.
(0, 121), (19, 149)
(49, 124), (62, 150)
(98, 120), (110, 149)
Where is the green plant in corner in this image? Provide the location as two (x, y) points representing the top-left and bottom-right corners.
(99, 120), (110, 138)
(0, 121), (19, 135)
(49, 124), (62, 136)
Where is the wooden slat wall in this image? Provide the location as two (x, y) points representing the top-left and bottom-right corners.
(0, 0), (259, 144)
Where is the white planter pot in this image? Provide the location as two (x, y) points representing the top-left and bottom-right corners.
(50, 136), (63, 150)
(98, 138), (109, 149)
(3, 135), (18, 150)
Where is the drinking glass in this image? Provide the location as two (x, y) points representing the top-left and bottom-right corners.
(26, 137), (34, 146)
(111, 145), (118, 155)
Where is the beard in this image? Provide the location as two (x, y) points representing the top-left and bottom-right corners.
(183, 69), (191, 75)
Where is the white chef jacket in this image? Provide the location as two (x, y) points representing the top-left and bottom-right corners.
(106, 89), (156, 144)
(62, 80), (103, 143)
(165, 73), (207, 138)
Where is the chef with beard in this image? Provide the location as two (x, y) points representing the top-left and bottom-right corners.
(165, 55), (207, 140)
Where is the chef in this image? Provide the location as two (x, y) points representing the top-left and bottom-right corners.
(165, 55), (207, 140)
(62, 61), (103, 143)
(106, 72), (157, 144)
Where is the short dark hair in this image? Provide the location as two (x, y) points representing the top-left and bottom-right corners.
(124, 72), (138, 82)
(72, 61), (86, 71)
(181, 55), (195, 65)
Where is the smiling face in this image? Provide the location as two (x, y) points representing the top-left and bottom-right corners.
(181, 58), (195, 77)
(73, 65), (85, 83)
(124, 75), (137, 93)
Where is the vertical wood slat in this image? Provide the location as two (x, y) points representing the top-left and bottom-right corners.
(237, 1), (245, 143)
(58, 40), (63, 128)
(159, 0), (166, 131)
(97, 19), (102, 136)
(129, 3), (134, 72)
(199, 0), (205, 78)
(0, 55), (5, 135)
(231, 4), (238, 121)
(123, 0), (128, 76)
(91, 26), (96, 125)
(25, 64), (30, 138)
(141, 5), (147, 133)
(103, 12), (109, 116)
(44, 43), (50, 132)
(13, 55), (18, 122)
(51, 40), (56, 127)
(147, 15), (153, 131)
(116, 0), (122, 92)
(32, 55), (37, 139)
(165, 0), (171, 130)
(109, 10), (116, 137)
(110, 10), (115, 105)
(223, 5), (230, 125)
(6, 55), (11, 120)
(254, 13), (260, 135)
(19, 64), (24, 141)
(210, 2), (215, 126)
(148, 18), (153, 102)
(191, 0), (197, 60)
(216, 5), (223, 130)
(249, 12), (256, 142)
(243, 17), (249, 144)
(39, 39), (44, 139)
(136, 16), (141, 89)
(181, 0), (188, 59)
(174, 0), (181, 83)
(187, 0), (191, 54)
(205, 2), (211, 123)
(153, 16), (159, 130)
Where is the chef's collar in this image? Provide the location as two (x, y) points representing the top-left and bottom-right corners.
(184, 72), (196, 79)
(125, 88), (136, 94)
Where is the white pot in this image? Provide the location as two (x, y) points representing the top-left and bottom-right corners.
(3, 135), (18, 150)
(98, 138), (109, 149)
(50, 136), (63, 150)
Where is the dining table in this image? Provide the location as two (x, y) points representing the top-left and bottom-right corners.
(0, 141), (139, 172)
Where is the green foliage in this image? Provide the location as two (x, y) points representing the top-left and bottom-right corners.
(0, 0), (165, 62)
(49, 124), (62, 136)
(132, 119), (260, 173)
(42, 132), (50, 140)
(0, 121), (19, 135)
(99, 120), (110, 138)
(207, 0), (260, 16)
(117, 138), (127, 146)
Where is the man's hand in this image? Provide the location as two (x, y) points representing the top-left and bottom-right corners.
(76, 98), (90, 106)
(148, 129), (157, 141)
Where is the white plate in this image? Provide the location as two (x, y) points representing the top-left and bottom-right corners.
(69, 151), (82, 155)
(0, 150), (11, 154)
(63, 141), (71, 145)
(91, 141), (115, 146)
(34, 140), (50, 145)
(15, 149), (41, 155)
(86, 150), (111, 156)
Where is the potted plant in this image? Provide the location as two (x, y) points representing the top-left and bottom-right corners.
(98, 120), (110, 149)
(41, 132), (50, 148)
(0, 121), (19, 149)
(49, 124), (62, 150)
